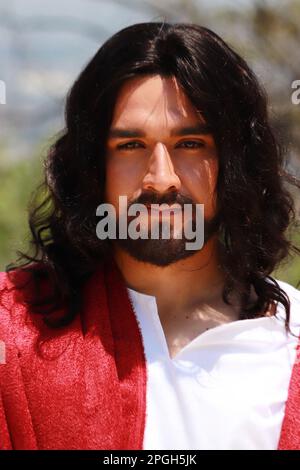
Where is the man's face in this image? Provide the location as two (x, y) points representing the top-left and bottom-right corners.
(104, 74), (219, 266)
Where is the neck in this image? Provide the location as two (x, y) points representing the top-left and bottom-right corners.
(112, 235), (229, 317)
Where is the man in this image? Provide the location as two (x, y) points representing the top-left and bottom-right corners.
(0, 22), (300, 450)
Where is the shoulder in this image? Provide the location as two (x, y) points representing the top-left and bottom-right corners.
(0, 270), (16, 318)
(0, 269), (29, 334)
(273, 278), (300, 330)
(0, 266), (48, 343)
(0, 268), (33, 310)
(0, 266), (81, 363)
(275, 278), (300, 304)
(0, 270), (10, 292)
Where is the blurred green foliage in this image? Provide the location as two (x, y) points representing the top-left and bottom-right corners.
(272, 223), (300, 289)
(0, 145), (43, 270)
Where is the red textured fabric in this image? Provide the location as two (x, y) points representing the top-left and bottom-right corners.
(277, 341), (300, 450)
(0, 256), (300, 450)
(0, 257), (147, 450)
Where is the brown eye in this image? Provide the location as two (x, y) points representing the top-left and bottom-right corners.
(117, 141), (145, 150)
(175, 140), (205, 149)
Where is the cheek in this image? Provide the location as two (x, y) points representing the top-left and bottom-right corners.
(179, 159), (219, 203)
(205, 160), (219, 197)
(104, 158), (142, 204)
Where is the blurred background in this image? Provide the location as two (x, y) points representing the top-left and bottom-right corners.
(0, 0), (299, 286)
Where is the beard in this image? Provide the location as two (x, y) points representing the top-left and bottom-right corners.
(113, 204), (221, 267)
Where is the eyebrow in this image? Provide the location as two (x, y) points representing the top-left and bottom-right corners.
(108, 123), (212, 139)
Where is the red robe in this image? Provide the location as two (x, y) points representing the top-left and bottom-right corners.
(0, 257), (299, 450)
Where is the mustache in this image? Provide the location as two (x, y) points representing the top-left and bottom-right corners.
(129, 190), (196, 207)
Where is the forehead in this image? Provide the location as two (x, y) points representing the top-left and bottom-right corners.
(110, 74), (203, 127)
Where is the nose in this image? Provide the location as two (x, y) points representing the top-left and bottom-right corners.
(142, 142), (181, 193)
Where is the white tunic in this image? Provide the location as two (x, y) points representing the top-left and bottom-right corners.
(126, 279), (300, 450)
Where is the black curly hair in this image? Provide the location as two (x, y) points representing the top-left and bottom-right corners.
(6, 22), (300, 333)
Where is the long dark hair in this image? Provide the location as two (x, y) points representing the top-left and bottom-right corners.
(5, 22), (300, 332)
